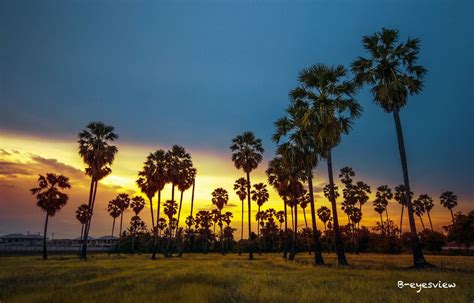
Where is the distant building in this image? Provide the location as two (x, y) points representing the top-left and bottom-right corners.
(0, 233), (43, 246)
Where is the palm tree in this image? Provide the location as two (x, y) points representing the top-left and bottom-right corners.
(440, 191), (458, 223)
(195, 210), (212, 253)
(251, 182), (269, 240)
(75, 204), (91, 255)
(211, 187), (229, 254)
(77, 121), (118, 260)
(166, 145), (191, 203)
(417, 194), (434, 231)
(234, 177), (247, 255)
(230, 131), (264, 260)
(291, 64), (361, 265)
(352, 28), (428, 267)
(30, 173), (71, 260)
(163, 199), (178, 256)
(107, 199), (121, 238)
(137, 150), (168, 259)
(394, 184), (412, 236)
(317, 206), (331, 253)
(413, 197), (426, 230)
(298, 191), (312, 254)
(273, 98), (325, 265)
(130, 196), (145, 253)
(177, 166), (195, 229)
(376, 185), (393, 221)
(115, 193), (130, 253)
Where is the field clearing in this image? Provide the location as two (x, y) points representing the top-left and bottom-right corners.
(0, 253), (473, 303)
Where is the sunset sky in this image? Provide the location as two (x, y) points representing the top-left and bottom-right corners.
(1, 0), (472, 239)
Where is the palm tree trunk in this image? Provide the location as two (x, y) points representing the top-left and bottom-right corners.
(385, 209), (389, 222)
(419, 216), (425, 230)
(326, 149), (348, 266)
(111, 217), (116, 238)
(393, 107), (427, 267)
(43, 214), (49, 260)
(177, 191), (184, 229)
(427, 211), (434, 231)
(307, 166), (325, 262)
(79, 224), (84, 256)
(450, 209), (454, 224)
(283, 200), (288, 259)
(118, 213), (123, 254)
(239, 198), (244, 255)
(171, 184), (175, 202)
(219, 210), (224, 255)
(257, 205), (261, 238)
(303, 208), (311, 255)
(289, 202), (298, 260)
(399, 205), (404, 237)
(380, 213), (383, 227)
(148, 196), (157, 259)
(246, 172), (254, 260)
(80, 179), (95, 260)
(152, 190), (161, 259)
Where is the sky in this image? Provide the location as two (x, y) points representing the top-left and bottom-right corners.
(0, 0), (473, 238)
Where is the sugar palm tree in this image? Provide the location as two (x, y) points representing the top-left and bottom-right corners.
(376, 185), (393, 221)
(166, 145), (191, 203)
(291, 64), (361, 265)
(234, 177), (247, 255)
(115, 193), (130, 253)
(273, 98), (325, 265)
(440, 191), (458, 223)
(317, 206), (332, 253)
(230, 131), (264, 260)
(75, 204), (91, 255)
(129, 196), (145, 253)
(163, 199), (178, 256)
(298, 191), (312, 254)
(30, 173), (71, 260)
(352, 28), (428, 267)
(394, 184), (413, 236)
(417, 194), (434, 231)
(137, 150), (168, 259)
(107, 199), (121, 238)
(177, 166), (196, 230)
(413, 197), (426, 230)
(251, 182), (269, 239)
(211, 187), (229, 254)
(77, 121), (118, 260)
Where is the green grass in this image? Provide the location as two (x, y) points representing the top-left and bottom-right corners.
(0, 253), (473, 302)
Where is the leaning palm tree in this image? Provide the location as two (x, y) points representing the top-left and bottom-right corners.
(417, 194), (434, 231)
(440, 191), (458, 223)
(234, 177), (247, 255)
(394, 184), (413, 236)
(251, 182), (269, 239)
(107, 199), (121, 238)
(230, 131), (264, 260)
(413, 197), (426, 230)
(352, 28), (429, 267)
(177, 165), (196, 229)
(211, 187), (229, 254)
(273, 98), (325, 265)
(78, 121), (118, 260)
(291, 64), (361, 265)
(30, 173), (71, 260)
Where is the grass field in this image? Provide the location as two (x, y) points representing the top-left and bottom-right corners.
(0, 253), (473, 303)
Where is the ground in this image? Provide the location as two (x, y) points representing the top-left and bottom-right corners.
(0, 253), (473, 303)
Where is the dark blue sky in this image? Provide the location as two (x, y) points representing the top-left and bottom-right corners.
(1, 0), (473, 202)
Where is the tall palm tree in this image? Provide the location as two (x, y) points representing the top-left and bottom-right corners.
(163, 199), (178, 256)
(211, 187), (229, 254)
(166, 145), (191, 203)
(251, 182), (269, 239)
(394, 184), (413, 236)
(230, 131), (264, 260)
(273, 98), (325, 265)
(30, 173), (71, 260)
(376, 185), (393, 221)
(352, 28), (429, 267)
(234, 177), (247, 255)
(177, 166), (195, 229)
(291, 64), (361, 265)
(107, 199), (121, 238)
(417, 194), (434, 231)
(77, 121), (118, 260)
(440, 191), (458, 223)
(413, 197), (426, 230)
(137, 150), (168, 259)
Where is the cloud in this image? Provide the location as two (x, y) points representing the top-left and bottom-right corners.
(0, 149), (11, 156)
(30, 155), (84, 178)
(0, 161), (31, 176)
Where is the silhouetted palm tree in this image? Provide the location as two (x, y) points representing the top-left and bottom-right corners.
(376, 185), (393, 221)
(107, 199), (121, 238)
(30, 173), (71, 260)
(78, 121), (118, 260)
(317, 206), (331, 253)
(299, 191), (312, 254)
(352, 28), (428, 267)
(234, 177), (247, 255)
(413, 197), (426, 230)
(211, 187), (229, 254)
(230, 131), (264, 260)
(273, 98), (325, 265)
(440, 191), (458, 223)
(195, 210), (212, 253)
(177, 166), (195, 230)
(417, 194), (434, 231)
(129, 196), (145, 253)
(166, 145), (191, 203)
(115, 193), (130, 253)
(291, 64), (361, 265)
(251, 183), (269, 240)
(163, 199), (178, 256)
(76, 204), (91, 255)
(394, 184), (413, 236)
